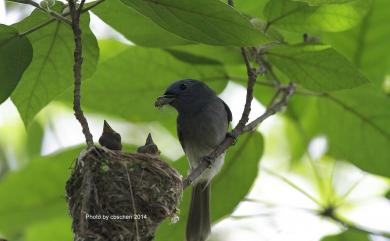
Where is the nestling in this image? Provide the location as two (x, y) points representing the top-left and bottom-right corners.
(99, 120), (122, 151)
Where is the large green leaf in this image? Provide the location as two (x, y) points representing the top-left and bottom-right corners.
(265, 44), (369, 91)
(120, 0), (268, 46)
(92, 0), (190, 47)
(58, 41), (228, 129)
(323, 0), (390, 86)
(11, 6), (99, 127)
(0, 24), (32, 105)
(264, 0), (370, 32)
(165, 44), (243, 65)
(0, 147), (81, 236)
(155, 132), (264, 241)
(320, 230), (370, 241)
(234, 0), (268, 17)
(26, 120), (44, 156)
(292, 0), (355, 5)
(316, 86), (390, 177)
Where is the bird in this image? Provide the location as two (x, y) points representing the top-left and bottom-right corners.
(98, 120), (122, 151)
(155, 79), (232, 241)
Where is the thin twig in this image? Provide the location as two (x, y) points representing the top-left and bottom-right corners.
(68, 0), (93, 147)
(8, 0), (72, 24)
(17, 0), (106, 37)
(234, 47), (258, 132)
(243, 84), (294, 132)
(124, 164), (140, 241)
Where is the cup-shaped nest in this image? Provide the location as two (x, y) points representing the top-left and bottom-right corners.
(65, 146), (182, 241)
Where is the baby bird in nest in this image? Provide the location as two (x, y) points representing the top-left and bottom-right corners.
(99, 120), (122, 151)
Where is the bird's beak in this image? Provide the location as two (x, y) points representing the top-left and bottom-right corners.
(103, 120), (115, 134)
(155, 94), (176, 108)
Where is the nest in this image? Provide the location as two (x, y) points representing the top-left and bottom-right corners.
(65, 145), (183, 241)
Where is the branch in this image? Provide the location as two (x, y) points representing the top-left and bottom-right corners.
(243, 84), (295, 132)
(183, 83), (295, 188)
(8, 0), (72, 24)
(17, 0), (106, 37)
(68, 0), (93, 147)
(234, 47), (258, 132)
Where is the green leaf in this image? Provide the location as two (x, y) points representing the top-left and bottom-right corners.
(155, 132), (264, 241)
(92, 0), (190, 47)
(0, 147), (81, 236)
(26, 120), (44, 156)
(323, 0), (390, 86)
(291, 0), (355, 5)
(234, 0), (268, 18)
(25, 217), (72, 241)
(317, 87), (390, 177)
(320, 230), (370, 241)
(264, 0), (370, 32)
(164, 49), (222, 65)
(58, 42), (228, 128)
(385, 189), (390, 200)
(0, 24), (33, 105)
(165, 44), (243, 65)
(120, 0), (269, 46)
(265, 44), (369, 91)
(11, 6), (99, 127)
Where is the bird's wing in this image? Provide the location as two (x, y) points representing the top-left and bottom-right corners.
(177, 119), (185, 150)
(221, 99), (232, 123)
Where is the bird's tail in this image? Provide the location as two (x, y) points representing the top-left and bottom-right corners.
(186, 182), (211, 241)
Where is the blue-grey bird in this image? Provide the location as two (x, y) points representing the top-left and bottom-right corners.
(155, 79), (232, 241)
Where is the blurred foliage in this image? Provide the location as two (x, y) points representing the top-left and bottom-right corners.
(320, 230), (370, 241)
(120, 0), (269, 46)
(0, 147), (80, 237)
(10, 3), (99, 127)
(0, 24), (32, 105)
(0, 0), (389, 240)
(265, 44), (369, 91)
(92, 0), (190, 47)
(323, 0), (390, 87)
(263, 0), (370, 32)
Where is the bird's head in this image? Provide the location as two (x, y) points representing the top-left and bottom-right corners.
(99, 120), (122, 150)
(155, 79), (215, 113)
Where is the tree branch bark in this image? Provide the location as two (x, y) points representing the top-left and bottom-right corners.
(182, 84), (294, 188)
(68, 0), (93, 147)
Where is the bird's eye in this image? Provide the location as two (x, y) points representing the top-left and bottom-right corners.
(179, 83), (187, 90)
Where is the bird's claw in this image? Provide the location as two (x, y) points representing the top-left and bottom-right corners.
(202, 156), (213, 168)
(226, 132), (237, 145)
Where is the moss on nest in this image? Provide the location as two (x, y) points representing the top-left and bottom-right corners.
(65, 146), (182, 241)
